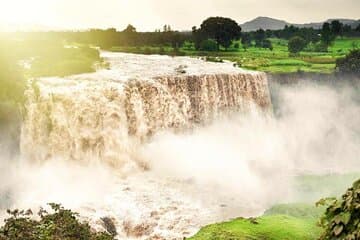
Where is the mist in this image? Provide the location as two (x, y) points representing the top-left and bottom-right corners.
(140, 81), (360, 205)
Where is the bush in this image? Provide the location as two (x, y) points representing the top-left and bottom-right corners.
(288, 36), (307, 54)
(317, 179), (360, 240)
(0, 203), (116, 240)
(336, 49), (360, 76)
(199, 39), (218, 51)
(262, 39), (273, 51)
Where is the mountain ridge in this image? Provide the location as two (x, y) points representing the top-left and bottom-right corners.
(240, 16), (360, 32)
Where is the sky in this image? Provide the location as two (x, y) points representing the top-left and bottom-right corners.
(0, 0), (359, 31)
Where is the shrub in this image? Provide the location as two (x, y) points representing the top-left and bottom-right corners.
(288, 36), (307, 54)
(336, 49), (360, 76)
(0, 203), (116, 240)
(317, 179), (360, 240)
(199, 39), (218, 51)
(262, 39), (273, 51)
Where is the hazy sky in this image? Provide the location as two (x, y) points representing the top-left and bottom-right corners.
(0, 0), (359, 31)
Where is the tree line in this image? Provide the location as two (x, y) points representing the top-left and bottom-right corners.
(9, 17), (360, 53)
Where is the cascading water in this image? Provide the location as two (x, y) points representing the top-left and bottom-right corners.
(21, 52), (272, 169)
(19, 52), (273, 239)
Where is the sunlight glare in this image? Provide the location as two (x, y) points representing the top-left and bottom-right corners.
(0, 0), (56, 27)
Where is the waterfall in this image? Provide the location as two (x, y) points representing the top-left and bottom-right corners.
(21, 53), (272, 169)
(14, 52), (277, 239)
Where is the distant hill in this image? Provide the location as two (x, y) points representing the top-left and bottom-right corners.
(240, 17), (360, 32)
(241, 17), (289, 31)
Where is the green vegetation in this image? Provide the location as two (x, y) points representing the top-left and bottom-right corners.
(199, 39), (219, 52)
(288, 36), (307, 54)
(193, 17), (242, 50)
(189, 214), (321, 240)
(190, 174), (360, 240)
(89, 17), (359, 74)
(5, 16), (359, 75)
(264, 203), (325, 219)
(189, 203), (324, 240)
(336, 49), (360, 76)
(108, 37), (360, 74)
(317, 179), (360, 240)
(0, 203), (115, 240)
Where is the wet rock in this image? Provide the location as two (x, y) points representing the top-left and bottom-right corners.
(123, 221), (154, 237)
(100, 217), (117, 236)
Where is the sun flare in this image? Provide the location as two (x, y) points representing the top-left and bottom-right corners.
(0, 0), (56, 27)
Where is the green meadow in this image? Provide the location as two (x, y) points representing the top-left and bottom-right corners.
(111, 37), (360, 74)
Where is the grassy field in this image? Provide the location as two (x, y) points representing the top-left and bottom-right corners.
(111, 37), (360, 74)
(189, 173), (359, 240)
(189, 214), (321, 240)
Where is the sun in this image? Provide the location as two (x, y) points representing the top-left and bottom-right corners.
(0, 0), (56, 27)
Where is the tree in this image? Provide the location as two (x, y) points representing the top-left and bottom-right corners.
(241, 33), (252, 51)
(123, 24), (136, 33)
(199, 17), (242, 50)
(330, 20), (343, 37)
(288, 36), (307, 54)
(262, 39), (273, 51)
(254, 28), (266, 47)
(0, 204), (115, 240)
(321, 23), (336, 51)
(163, 25), (172, 32)
(335, 49), (360, 76)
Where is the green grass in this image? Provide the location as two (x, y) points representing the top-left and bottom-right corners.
(109, 37), (360, 74)
(189, 173), (360, 240)
(264, 203), (325, 219)
(189, 203), (324, 240)
(189, 215), (321, 240)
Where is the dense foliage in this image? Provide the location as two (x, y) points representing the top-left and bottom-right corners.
(199, 39), (219, 51)
(0, 203), (115, 240)
(288, 36), (307, 54)
(197, 17), (242, 49)
(336, 49), (360, 76)
(317, 179), (360, 240)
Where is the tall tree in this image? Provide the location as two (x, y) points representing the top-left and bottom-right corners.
(123, 24), (136, 33)
(254, 29), (266, 47)
(199, 17), (242, 50)
(330, 20), (343, 37)
(241, 33), (252, 51)
(321, 22), (336, 50)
